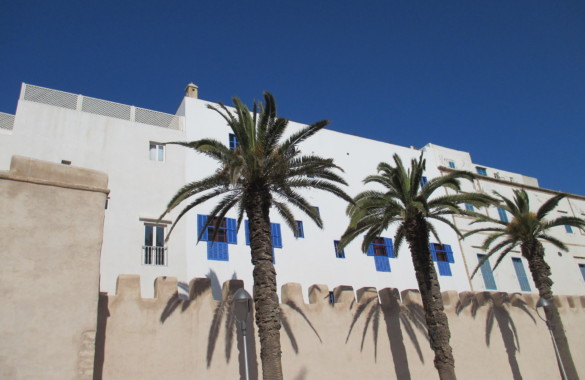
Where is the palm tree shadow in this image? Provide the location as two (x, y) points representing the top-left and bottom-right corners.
(456, 292), (535, 380)
(345, 289), (428, 380)
(280, 300), (323, 355)
(159, 274), (258, 379)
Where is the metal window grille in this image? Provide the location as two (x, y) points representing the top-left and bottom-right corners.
(82, 96), (131, 120)
(23, 84), (78, 110)
(142, 246), (167, 266)
(0, 112), (14, 131)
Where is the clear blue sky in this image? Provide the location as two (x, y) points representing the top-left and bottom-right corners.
(1, 1), (584, 194)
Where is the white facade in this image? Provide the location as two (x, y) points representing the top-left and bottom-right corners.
(1, 84), (584, 299)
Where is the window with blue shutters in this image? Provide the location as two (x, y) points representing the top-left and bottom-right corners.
(228, 133), (239, 150)
(465, 203), (474, 212)
(430, 243), (454, 276)
(420, 176), (428, 188)
(565, 225), (573, 234)
(295, 220), (304, 238)
(580, 264), (585, 281)
(448, 160), (455, 169)
(512, 257), (531, 291)
(333, 240), (345, 258)
(244, 220), (283, 249)
(477, 254), (497, 290)
(476, 167), (487, 176)
(366, 237), (394, 272)
(497, 208), (508, 223)
(197, 214), (237, 261)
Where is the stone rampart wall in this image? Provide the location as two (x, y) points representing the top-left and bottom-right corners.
(99, 275), (585, 380)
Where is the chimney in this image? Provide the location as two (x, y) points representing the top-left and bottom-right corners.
(185, 83), (198, 99)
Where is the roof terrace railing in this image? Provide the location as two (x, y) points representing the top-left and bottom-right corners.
(21, 84), (183, 131)
(0, 112), (15, 131)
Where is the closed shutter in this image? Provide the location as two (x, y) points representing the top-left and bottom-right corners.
(445, 244), (454, 263)
(478, 254), (497, 290)
(208, 241), (228, 261)
(384, 238), (395, 258)
(245, 220), (250, 245)
(197, 214), (208, 241)
(437, 261), (452, 276)
(226, 218), (237, 244)
(429, 243), (438, 261)
(375, 256), (391, 272)
(271, 223), (282, 248)
(512, 258), (531, 291)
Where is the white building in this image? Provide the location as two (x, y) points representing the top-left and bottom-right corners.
(1, 83), (584, 299)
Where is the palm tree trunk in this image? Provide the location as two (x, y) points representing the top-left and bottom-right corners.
(245, 189), (283, 380)
(405, 216), (457, 380)
(522, 240), (579, 380)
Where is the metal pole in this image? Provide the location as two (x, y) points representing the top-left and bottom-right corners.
(546, 321), (568, 380)
(241, 320), (250, 380)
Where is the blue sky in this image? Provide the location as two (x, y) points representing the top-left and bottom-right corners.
(1, 1), (584, 194)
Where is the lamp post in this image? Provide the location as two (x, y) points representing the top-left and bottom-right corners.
(233, 288), (252, 380)
(535, 297), (567, 380)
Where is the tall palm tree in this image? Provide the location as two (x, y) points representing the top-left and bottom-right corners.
(465, 189), (584, 380)
(160, 92), (351, 380)
(338, 154), (492, 380)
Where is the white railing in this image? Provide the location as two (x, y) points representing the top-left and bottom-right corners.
(142, 246), (168, 266)
(21, 84), (183, 131)
(0, 112), (15, 131)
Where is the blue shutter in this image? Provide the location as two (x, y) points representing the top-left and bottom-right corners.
(444, 244), (454, 263)
(498, 208), (508, 223)
(429, 243), (437, 261)
(207, 241), (228, 261)
(512, 258), (531, 291)
(226, 218), (237, 244)
(334, 240), (345, 258)
(437, 261), (452, 276)
(296, 221), (304, 238)
(420, 176), (428, 188)
(245, 220), (250, 245)
(384, 238), (395, 258)
(375, 256), (391, 272)
(271, 223), (282, 248)
(478, 254), (497, 290)
(465, 203), (474, 211)
(197, 214), (208, 241)
(565, 225), (573, 234)
(366, 243), (375, 256)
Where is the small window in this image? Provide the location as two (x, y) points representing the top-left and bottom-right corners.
(476, 167), (487, 176)
(497, 207), (509, 223)
(367, 237), (394, 272)
(465, 203), (474, 212)
(420, 176), (428, 188)
(430, 243), (454, 276)
(579, 264), (585, 281)
(512, 257), (531, 291)
(229, 133), (239, 150)
(295, 220), (304, 238)
(333, 240), (345, 258)
(143, 224), (167, 266)
(244, 221), (282, 248)
(448, 160), (455, 169)
(149, 143), (165, 162)
(477, 254), (496, 290)
(565, 225), (573, 234)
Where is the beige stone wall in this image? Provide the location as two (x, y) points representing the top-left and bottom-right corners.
(100, 276), (585, 380)
(0, 156), (108, 380)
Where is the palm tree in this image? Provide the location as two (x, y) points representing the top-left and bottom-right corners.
(465, 189), (584, 380)
(160, 92), (351, 380)
(338, 154), (492, 380)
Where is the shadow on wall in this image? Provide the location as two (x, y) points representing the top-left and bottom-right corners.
(160, 275), (259, 380)
(456, 292), (536, 380)
(345, 288), (428, 380)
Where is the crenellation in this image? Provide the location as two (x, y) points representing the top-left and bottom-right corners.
(356, 287), (378, 303)
(281, 282), (305, 306)
(154, 276), (179, 300)
(115, 274), (141, 299)
(308, 284), (329, 304)
(188, 277), (213, 301)
(400, 289), (422, 306)
(332, 285), (355, 305)
(440, 290), (459, 310)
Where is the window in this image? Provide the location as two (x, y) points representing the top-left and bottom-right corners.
(565, 225), (573, 234)
(477, 254), (496, 290)
(476, 167), (487, 176)
(197, 215), (237, 261)
(295, 220), (304, 238)
(497, 207), (508, 223)
(465, 203), (474, 212)
(448, 160), (455, 169)
(244, 220), (283, 249)
(333, 240), (345, 258)
(312, 206), (320, 218)
(366, 237), (394, 272)
(149, 143), (165, 162)
(512, 257), (531, 291)
(580, 264), (585, 281)
(420, 176), (428, 188)
(228, 133), (239, 150)
(143, 224), (167, 265)
(430, 243), (454, 276)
